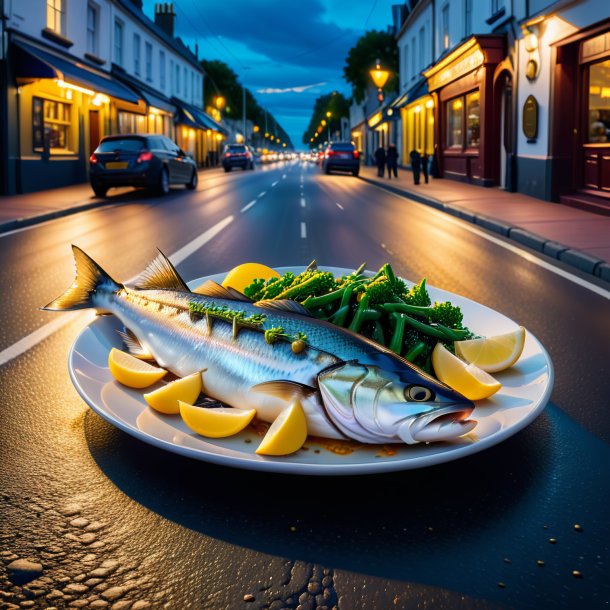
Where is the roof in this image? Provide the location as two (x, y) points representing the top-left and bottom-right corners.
(114, 0), (203, 73)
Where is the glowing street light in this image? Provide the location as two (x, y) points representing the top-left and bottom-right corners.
(370, 58), (390, 104)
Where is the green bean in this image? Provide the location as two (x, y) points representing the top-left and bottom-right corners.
(372, 320), (385, 345)
(329, 304), (350, 327)
(389, 313), (407, 354)
(348, 293), (370, 333)
(339, 284), (355, 309)
(435, 323), (470, 341)
(383, 263), (397, 285)
(353, 262), (367, 276)
(401, 314), (448, 340)
(361, 308), (382, 321)
(303, 287), (346, 309)
(404, 341), (426, 362)
(379, 302), (435, 316)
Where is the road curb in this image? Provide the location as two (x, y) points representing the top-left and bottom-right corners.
(359, 174), (609, 285)
(0, 198), (112, 234)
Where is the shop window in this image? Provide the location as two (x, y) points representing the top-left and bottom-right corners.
(446, 97), (463, 148)
(587, 58), (610, 143)
(466, 91), (480, 148)
(33, 97), (72, 153)
(118, 111), (146, 134)
(47, 0), (66, 36)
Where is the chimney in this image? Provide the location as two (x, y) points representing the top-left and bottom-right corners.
(154, 3), (176, 38)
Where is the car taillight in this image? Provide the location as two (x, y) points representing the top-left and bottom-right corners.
(353, 150), (359, 159)
(89, 153), (98, 164)
(225, 152), (231, 158)
(326, 150), (335, 157)
(137, 151), (154, 163)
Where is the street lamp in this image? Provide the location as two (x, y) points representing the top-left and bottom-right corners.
(370, 58), (390, 104)
(325, 111), (332, 140)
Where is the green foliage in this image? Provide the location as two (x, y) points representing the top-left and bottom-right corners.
(301, 91), (351, 146)
(343, 30), (399, 104)
(403, 279), (432, 307)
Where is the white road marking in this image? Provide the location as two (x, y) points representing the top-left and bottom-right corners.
(241, 200), (257, 212)
(367, 181), (610, 301)
(258, 191), (267, 198)
(380, 242), (394, 256)
(282, 174), (287, 179)
(300, 198), (306, 208)
(271, 180), (279, 187)
(0, 214), (236, 368)
(301, 222), (307, 239)
(336, 203), (344, 210)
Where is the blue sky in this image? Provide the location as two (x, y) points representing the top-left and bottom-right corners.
(141, 0), (396, 147)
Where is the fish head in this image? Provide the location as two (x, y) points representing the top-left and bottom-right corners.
(317, 356), (476, 444)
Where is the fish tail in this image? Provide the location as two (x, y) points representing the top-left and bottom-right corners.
(42, 245), (122, 311)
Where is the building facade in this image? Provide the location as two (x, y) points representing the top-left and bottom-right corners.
(0, 0), (226, 195)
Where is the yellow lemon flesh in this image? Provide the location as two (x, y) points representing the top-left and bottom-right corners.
(220, 262), (280, 292)
(455, 326), (526, 373)
(179, 402), (256, 438)
(255, 400), (308, 456)
(431, 343), (501, 401)
(108, 347), (167, 389)
(143, 372), (203, 414)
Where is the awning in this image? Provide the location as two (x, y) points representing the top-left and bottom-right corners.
(113, 70), (175, 113)
(11, 39), (140, 104)
(173, 99), (228, 135)
(390, 77), (429, 109)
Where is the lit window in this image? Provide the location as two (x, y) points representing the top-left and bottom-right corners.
(47, 0), (65, 36)
(446, 96), (463, 148)
(466, 91), (480, 148)
(441, 3), (450, 50)
(134, 34), (141, 76)
(159, 51), (166, 89)
(587, 59), (610, 143)
(114, 20), (123, 66)
(87, 4), (97, 55)
(145, 42), (153, 82)
(33, 97), (72, 153)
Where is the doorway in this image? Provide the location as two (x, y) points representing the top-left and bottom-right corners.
(89, 110), (100, 156)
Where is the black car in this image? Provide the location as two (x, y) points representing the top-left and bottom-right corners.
(221, 144), (255, 171)
(89, 134), (198, 197)
(322, 142), (360, 176)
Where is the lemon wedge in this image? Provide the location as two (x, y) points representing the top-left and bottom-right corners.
(108, 348), (167, 388)
(179, 402), (256, 438)
(220, 262), (280, 292)
(255, 400), (308, 456)
(431, 343), (501, 401)
(455, 326), (526, 373)
(143, 372), (202, 414)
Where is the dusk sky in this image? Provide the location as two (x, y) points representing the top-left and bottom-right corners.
(141, 0), (396, 147)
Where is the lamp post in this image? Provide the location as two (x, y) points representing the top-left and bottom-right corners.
(325, 111), (332, 141)
(369, 58), (390, 104)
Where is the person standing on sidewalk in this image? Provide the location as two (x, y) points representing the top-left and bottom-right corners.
(374, 145), (386, 177)
(386, 144), (399, 179)
(409, 149), (422, 185)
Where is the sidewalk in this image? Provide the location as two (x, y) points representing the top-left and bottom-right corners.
(0, 167), (224, 234)
(359, 165), (610, 283)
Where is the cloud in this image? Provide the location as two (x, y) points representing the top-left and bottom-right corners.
(257, 82), (327, 94)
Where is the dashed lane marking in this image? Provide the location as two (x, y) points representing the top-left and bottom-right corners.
(241, 200), (257, 212)
(0, 214), (236, 368)
(336, 203), (344, 210)
(271, 180), (279, 187)
(258, 191), (267, 198)
(301, 222), (307, 239)
(300, 198), (306, 208)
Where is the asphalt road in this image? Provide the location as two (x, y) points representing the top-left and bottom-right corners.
(1, 161), (609, 610)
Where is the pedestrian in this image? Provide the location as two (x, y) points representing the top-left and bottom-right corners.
(374, 145), (386, 177)
(386, 144), (399, 179)
(409, 149), (422, 185)
(422, 151), (429, 184)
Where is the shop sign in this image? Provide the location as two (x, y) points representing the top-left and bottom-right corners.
(368, 112), (383, 128)
(522, 95), (538, 142)
(426, 48), (484, 91)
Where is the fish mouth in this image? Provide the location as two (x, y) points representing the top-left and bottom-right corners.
(398, 405), (477, 444)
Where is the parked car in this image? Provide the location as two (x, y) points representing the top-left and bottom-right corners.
(221, 144), (255, 171)
(321, 142), (360, 176)
(89, 134), (197, 197)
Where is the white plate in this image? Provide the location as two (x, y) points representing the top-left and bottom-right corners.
(69, 266), (553, 475)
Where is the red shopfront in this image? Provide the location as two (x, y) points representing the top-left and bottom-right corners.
(424, 36), (505, 186)
(551, 18), (610, 214)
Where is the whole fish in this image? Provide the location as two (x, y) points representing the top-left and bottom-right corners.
(45, 246), (476, 444)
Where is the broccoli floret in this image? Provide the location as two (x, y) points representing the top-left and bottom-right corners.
(243, 272), (295, 301)
(364, 277), (402, 304)
(403, 278), (431, 307)
(243, 278), (266, 300)
(428, 301), (464, 329)
(274, 270), (336, 301)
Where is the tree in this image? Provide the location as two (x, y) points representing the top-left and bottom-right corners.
(201, 59), (293, 147)
(343, 30), (398, 104)
(302, 92), (350, 146)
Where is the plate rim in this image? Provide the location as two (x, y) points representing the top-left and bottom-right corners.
(68, 266), (554, 475)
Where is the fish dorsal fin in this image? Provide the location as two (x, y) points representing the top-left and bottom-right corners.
(116, 328), (154, 360)
(250, 380), (317, 402)
(133, 250), (189, 292)
(191, 280), (251, 302)
(254, 299), (312, 316)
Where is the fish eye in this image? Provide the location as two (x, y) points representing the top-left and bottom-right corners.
(405, 385), (435, 402)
